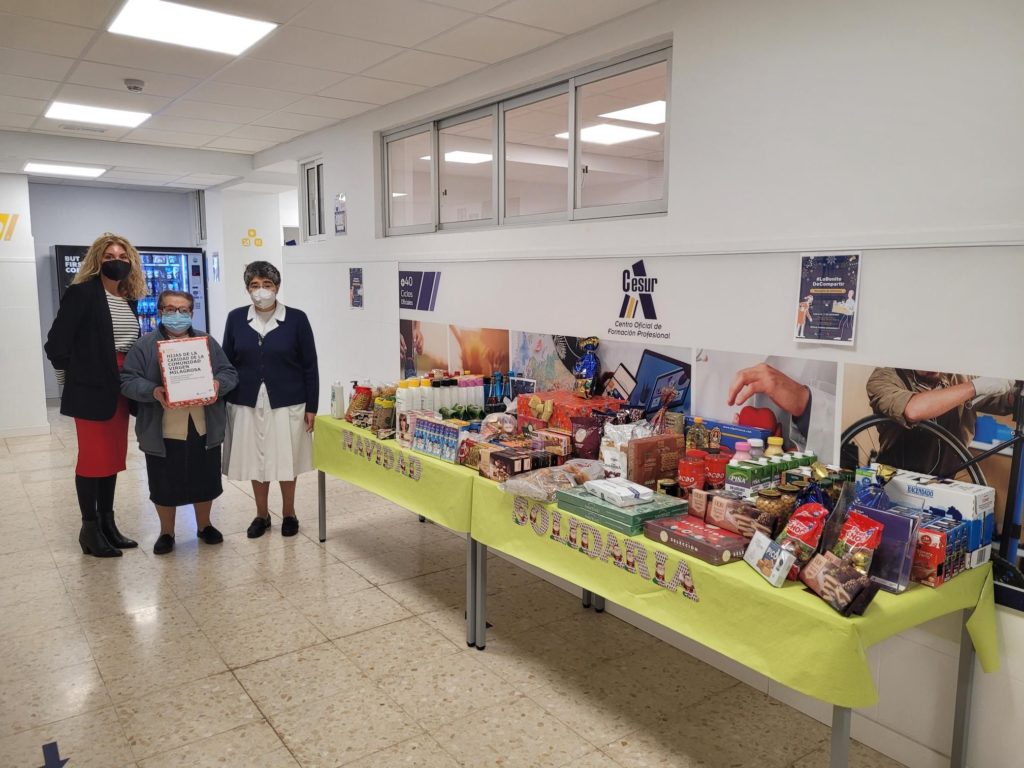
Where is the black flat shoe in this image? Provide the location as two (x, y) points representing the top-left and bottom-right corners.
(153, 534), (175, 555)
(98, 509), (138, 549)
(79, 521), (122, 558)
(281, 515), (299, 537)
(198, 525), (223, 545)
(247, 515), (271, 539)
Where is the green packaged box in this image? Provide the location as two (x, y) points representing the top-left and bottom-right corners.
(725, 460), (775, 495)
(556, 487), (687, 536)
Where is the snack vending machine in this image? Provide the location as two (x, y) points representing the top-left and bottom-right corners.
(54, 245), (209, 333)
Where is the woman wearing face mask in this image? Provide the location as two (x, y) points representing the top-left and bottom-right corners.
(121, 291), (238, 554)
(221, 261), (319, 538)
(44, 233), (146, 558)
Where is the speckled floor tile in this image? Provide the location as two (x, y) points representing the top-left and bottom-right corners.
(0, 661), (112, 738)
(378, 565), (469, 614)
(268, 684), (423, 767)
(184, 581), (289, 628)
(202, 607), (327, 668)
(332, 617), (465, 680)
(379, 651), (521, 729)
(562, 752), (624, 768)
(271, 561), (373, 604)
(299, 586), (413, 639)
(0, 568), (66, 607)
(0, 545), (56, 577)
(0, 706), (133, 768)
(343, 735), (461, 768)
(115, 672), (263, 760)
(234, 642), (373, 716)
(0, 591), (79, 639)
(0, 624), (94, 685)
(136, 720), (292, 768)
(345, 546), (455, 585)
(79, 600), (200, 648)
(432, 696), (593, 768)
(790, 740), (906, 768)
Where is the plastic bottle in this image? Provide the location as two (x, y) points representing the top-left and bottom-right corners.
(732, 441), (752, 462)
(764, 436), (785, 457)
(686, 417), (709, 450)
(419, 379), (430, 411)
(748, 438), (765, 460)
(429, 379), (441, 413)
(330, 381), (345, 418)
(396, 379), (409, 416)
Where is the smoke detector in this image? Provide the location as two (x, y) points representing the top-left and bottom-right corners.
(124, 78), (145, 93)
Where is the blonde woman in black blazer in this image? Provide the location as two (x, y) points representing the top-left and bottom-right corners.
(45, 233), (147, 558)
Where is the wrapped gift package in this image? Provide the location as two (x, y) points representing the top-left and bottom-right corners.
(644, 516), (748, 565)
(517, 390), (625, 433)
(556, 487), (686, 536)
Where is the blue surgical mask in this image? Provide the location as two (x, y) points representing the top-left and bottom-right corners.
(161, 313), (192, 333)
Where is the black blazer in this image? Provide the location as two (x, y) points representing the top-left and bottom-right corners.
(45, 277), (138, 421)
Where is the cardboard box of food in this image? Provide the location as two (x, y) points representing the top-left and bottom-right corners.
(705, 492), (776, 538)
(744, 531), (796, 587)
(644, 516), (748, 565)
(556, 487), (686, 536)
(627, 433), (685, 489)
(885, 470), (996, 551)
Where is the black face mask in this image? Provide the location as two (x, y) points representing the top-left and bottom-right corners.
(100, 260), (132, 281)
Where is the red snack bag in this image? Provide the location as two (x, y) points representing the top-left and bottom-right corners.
(831, 510), (884, 575)
(775, 503), (828, 580)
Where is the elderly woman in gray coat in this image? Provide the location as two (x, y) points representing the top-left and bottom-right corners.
(121, 290), (238, 555)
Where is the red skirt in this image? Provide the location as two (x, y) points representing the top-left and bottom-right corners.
(74, 352), (130, 477)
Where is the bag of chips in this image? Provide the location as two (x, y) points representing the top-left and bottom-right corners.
(831, 510), (884, 575)
(775, 503), (828, 579)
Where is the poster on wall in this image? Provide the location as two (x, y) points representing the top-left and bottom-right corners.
(794, 253), (860, 345)
(693, 350), (838, 464)
(399, 270), (442, 311)
(449, 326), (510, 375)
(399, 319), (449, 377)
(840, 364), (1023, 607)
(349, 267), (363, 309)
(334, 194), (347, 235)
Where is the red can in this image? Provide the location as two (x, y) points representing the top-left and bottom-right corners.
(705, 454), (729, 489)
(678, 456), (705, 491)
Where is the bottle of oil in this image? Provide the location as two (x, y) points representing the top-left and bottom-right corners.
(686, 416), (709, 450)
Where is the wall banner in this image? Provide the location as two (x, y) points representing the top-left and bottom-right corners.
(399, 270), (442, 311)
(610, 259), (673, 342)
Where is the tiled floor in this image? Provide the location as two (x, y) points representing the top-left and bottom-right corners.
(0, 409), (905, 767)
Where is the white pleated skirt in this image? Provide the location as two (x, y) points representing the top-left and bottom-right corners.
(223, 385), (313, 482)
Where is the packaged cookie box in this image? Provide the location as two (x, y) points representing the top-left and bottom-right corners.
(516, 391), (624, 432)
(556, 487), (686, 536)
(644, 516), (748, 565)
(484, 449), (533, 483)
(744, 531), (797, 587)
(627, 433), (685, 489)
(535, 429), (573, 457)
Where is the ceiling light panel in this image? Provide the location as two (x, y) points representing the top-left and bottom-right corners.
(555, 124), (659, 145)
(24, 162), (106, 178)
(443, 151), (492, 164)
(46, 101), (150, 127)
(109, 0), (277, 56)
(599, 100), (666, 125)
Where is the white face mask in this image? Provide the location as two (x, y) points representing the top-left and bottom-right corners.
(250, 287), (276, 309)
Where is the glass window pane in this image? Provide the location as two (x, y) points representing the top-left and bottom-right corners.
(504, 93), (568, 218)
(577, 61), (667, 209)
(305, 165), (318, 236)
(439, 115), (494, 224)
(387, 131), (432, 228)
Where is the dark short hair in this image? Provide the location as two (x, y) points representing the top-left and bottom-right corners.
(157, 290), (194, 310)
(243, 260), (281, 287)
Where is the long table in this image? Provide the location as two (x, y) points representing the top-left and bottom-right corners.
(313, 420), (999, 768)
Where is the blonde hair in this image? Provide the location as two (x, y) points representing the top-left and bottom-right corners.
(72, 233), (147, 300)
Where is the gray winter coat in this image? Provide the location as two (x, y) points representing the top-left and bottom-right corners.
(121, 328), (238, 458)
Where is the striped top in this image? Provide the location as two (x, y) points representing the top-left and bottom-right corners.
(55, 292), (139, 385)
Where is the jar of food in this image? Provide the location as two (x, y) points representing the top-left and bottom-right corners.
(776, 483), (800, 517)
(764, 436), (785, 457)
(732, 441), (752, 462)
(748, 438), (765, 459)
(755, 489), (787, 520)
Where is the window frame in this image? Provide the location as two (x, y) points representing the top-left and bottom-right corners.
(300, 157), (326, 241)
(383, 124), (437, 236)
(437, 105), (499, 231)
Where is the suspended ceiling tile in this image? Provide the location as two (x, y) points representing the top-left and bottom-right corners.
(186, 81), (303, 111)
(489, 0), (658, 35)
(428, 0), (507, 11)
(142, 115), (240, 136)
(214, 58), (345, 95)
(163, 100), (273, 123)
(247, 26), (401, 74)
(54, 83), (171, 114)
(103, 169), (188, 183)
(123, 128), (221, 148)
(318, 76), (425, 105)
(83, 33), (231, 79)
(228, 124), (303, 143)
(292, 0), (471, 48)
(0, 113), (36, 130)
(68, 61), (200, 100)
(193, 0), (312, 24)
(287, 95), (375, 119)
(252, 111), (338, 131)
(0, 73), (59, 100)
(176, 173), (239, 185)
(0, 94), (49, 116)
(362, 50), (484, 88)
(0, 0), (120, 28)
(0, 14), (95, 58)
(0, 47), (75, 81)
(205, 136), (277, 153)
(33, 117), (131, 138)
(418, 16), (561, 64)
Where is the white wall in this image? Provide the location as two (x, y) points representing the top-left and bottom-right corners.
(27, 183), (196, 397)
(0, 174), (49, 436)
(251, 1), (1023, 765)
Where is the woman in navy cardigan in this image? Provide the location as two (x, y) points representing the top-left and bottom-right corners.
(221, 261), (319, 538)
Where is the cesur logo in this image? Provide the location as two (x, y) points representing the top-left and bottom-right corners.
(619, 259), (658, 319)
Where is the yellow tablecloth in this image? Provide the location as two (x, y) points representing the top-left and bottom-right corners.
(470, 477), (999, 708)
(313, 417), (476, 533)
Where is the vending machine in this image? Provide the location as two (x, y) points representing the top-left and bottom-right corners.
(54, 245), (209, 333)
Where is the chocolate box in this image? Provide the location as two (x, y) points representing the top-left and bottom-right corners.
(487, 450), (533, 483)
(644, 516), (748, 565)
(627, 433), (686, 489)
(475, 444), (509, 478)
(704, 492), (777, 538)
(516, 391), (625, 433)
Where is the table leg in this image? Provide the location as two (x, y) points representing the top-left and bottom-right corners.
(581, 589), (592, 609)
(317, 470), (326, 543)
(593, 595), (606, 613)
(829, 706), (851, 768)
(950, 608), (976, 768)
(474, 541), (488, 650)
(466, 538), (477, 648)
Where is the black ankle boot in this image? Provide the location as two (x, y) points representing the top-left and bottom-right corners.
(98, 509), (138, 549)
(79, 520), (123, 558)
